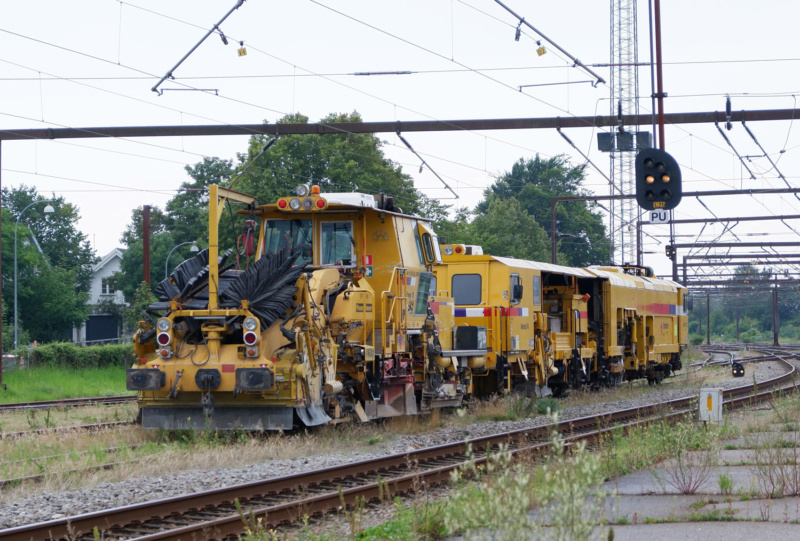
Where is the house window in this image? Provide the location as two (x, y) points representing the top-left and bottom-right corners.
(101, 278), (113, 295)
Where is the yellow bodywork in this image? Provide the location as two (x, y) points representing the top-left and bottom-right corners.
(129, 186), (458, 429)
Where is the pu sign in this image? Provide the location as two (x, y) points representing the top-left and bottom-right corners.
(649, 210), (670, 223)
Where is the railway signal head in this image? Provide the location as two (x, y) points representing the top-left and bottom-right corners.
(635, 148), (682, 211)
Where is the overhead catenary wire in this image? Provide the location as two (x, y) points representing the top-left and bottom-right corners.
(740, 120), (798, 202)
(151, 0), (247, 95)
(491, 0), (605, 87)
(306, 0), (600, 127)
(118, 0), (568, 162)
(6, 2), (800, 268)
(715, 122), (757, 181)
(396, 133), (459, 199)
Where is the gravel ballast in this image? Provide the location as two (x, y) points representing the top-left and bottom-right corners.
(0, 356), (791, 530)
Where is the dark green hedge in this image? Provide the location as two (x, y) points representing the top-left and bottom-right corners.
(24, 343), (136, 369)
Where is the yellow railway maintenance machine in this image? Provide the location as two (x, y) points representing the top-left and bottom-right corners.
(435, 246), (689, 397)
(127, 184), (465, 430)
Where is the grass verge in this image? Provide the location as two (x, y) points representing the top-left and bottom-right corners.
(0, 366), (132, 403)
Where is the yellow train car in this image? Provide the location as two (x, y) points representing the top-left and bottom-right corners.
(126, 183), (689, 430)
(127, 185), (464, 430)
(436, 246), (688, 396)
(588, 265), (688, 384)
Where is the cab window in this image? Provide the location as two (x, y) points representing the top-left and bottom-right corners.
(263, 219), (313, 265)
(321, 222), (355, 266)
(422, 233), (435, 263)
(532, 275), (542, 306)
(421, 233), (443, 265)
(414, 272), (434, 315)
(510, 273), (522, 305)
(452, 274), (481, 305)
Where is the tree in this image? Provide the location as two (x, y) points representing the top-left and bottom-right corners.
(167, 157), (234, 247)
(116, 206), (174, 300)
(1, 193), (92, 348)
(433, 206), (475, 246)
(17, 264), (90, 344)
(2, 186), (96, 291)
(471, 198), (550, 261)
(116, 111), (431, 298)
(233, 112), (422, 214)
(124, 281), (158, 333)
(476, 155), (611, 266)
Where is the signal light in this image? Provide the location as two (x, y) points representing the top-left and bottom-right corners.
(635, 149), (682, 211)
(278, 200), (287, 209)
(244, 331), (258, 345)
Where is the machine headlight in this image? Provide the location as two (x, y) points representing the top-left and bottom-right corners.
(157, 318), (171, 332)
(443, 245), (454, 256)
(294, 184), (310, 197)
(243, 317), (258, 331)
(301, 198), (314, 210)
(289, 198), (301, 210)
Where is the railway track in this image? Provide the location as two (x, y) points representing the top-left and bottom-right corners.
(0, 421), (134, 440)
(0, 395), (136, 413)
(2, 350), (798, 541)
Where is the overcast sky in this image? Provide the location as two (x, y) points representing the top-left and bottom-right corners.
(2, 0), (799, 279)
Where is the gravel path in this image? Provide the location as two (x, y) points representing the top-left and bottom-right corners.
(0, 357), (792, 530)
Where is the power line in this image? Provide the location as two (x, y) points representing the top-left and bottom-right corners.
(306, 0), (600, 128)
(117, 0), (560, 162)
(2, 167), (180, 196)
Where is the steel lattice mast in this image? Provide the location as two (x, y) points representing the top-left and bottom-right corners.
(609, 0), (641, 264)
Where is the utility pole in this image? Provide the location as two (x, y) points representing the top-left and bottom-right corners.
(143, 206), (151, 286)
(0, 141), (4, 388)
(772, 285), (780, 346)
(706, 291), (710, 345)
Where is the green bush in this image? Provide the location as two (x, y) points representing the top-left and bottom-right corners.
(23, 342), (135, 369)
(690, 335), (705, 346)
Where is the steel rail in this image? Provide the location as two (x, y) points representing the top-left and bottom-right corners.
(2, 354), (797, 541)
(0, 421), (134, 440)
(0, 395), (136, 413)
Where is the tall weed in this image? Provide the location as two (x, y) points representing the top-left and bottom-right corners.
(443, 414), (606, 540)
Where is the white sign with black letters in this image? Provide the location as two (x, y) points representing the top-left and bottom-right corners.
(649, 210), (669, 223)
